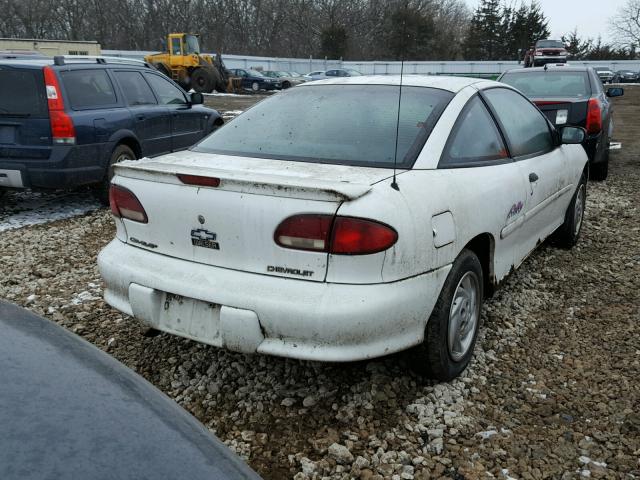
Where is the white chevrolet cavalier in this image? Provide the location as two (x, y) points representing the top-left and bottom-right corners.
(99, 76), (588, 380)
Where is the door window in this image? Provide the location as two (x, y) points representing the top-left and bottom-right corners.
(171, 38), (182, 55)
(114, 71), (157, 106)
(145, 74), (186, 105)
(483, 88), (554, 157)
(60, 69), (117, 109)
(440, 96), (508, 167)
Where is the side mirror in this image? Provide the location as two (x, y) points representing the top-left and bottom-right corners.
(606, 87), (624, 98)
(560, 126), (586, 144)
(190, 92), (204, 105)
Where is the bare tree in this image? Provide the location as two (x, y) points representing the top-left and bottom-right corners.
(610, 0), (640, 48)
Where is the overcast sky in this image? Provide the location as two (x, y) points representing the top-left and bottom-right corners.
(464, 0), (624, 42)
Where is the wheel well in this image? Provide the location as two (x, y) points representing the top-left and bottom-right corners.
(117, 138), (141, 159)
(464, 233), (495, 297)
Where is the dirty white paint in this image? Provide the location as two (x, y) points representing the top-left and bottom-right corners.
(99, 76), (588, 362)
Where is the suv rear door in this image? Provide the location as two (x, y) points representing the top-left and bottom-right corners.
(0, 64), (51, 167)
(113, 70), (171, 156)
(144, 72), (204, 151)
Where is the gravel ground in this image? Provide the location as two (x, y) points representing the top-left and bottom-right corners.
(1, 89), (638, 480)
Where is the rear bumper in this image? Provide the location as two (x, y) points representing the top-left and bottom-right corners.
(98, 239), (450, 362)
(0, 144), (107, 189)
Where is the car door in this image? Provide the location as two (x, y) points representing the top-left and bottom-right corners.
(113, 70), (172, 156)
(482, 87), (574, 263)
(438, 95), (528, 280)
(144, 72), (204, 151)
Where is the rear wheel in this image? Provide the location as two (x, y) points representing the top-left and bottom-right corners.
(251, 81), (260, 92)
(191, 68), (214, 93)
(96, 144), (136, 205)
(282, 81), (291, 89)
(553, 172), (587, 248)
(411, 249), (483, 381)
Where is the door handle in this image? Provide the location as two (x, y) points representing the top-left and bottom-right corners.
(529, 172), (539, 183)
(136, 114), (145, 121)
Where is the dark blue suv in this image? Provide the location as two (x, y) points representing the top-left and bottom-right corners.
(0, 56), (223, 201)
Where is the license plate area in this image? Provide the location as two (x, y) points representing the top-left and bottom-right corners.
(160, 293), (221, 342)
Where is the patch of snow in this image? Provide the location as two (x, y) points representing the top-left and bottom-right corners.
(579, 456), (591, 465)
(0, 191), (100, 233)
(476, 429), (498, 439)
(222, 110), (244, 116)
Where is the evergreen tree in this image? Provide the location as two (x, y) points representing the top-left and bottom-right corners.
(463, 0), (504, 60)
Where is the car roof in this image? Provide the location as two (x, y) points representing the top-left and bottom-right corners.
(0, 57), (151, 71)
(0, 301), (260, 480)
(502, 65), (592, 74)
(298, 74), (489, 92)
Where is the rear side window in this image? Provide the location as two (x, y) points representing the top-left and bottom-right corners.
(144, 74), (186, 105)
(440, 96), (508, 167)
(114, 71), (157, 106)
(484, 88), (553, 158)
(0, 68), (47, 116)
(60, 69), (117, 109)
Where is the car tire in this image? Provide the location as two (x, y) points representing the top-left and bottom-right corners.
(191, 68), (214, 93)
(411, 249), (483, 381)
(590, 150), (609, 181)
(553, 172), (587, 248)
(282, 81), (291, 89)
(96, 144), (136, 205)
(251, 81), (260, 92)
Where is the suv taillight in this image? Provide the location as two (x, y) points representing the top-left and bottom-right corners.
(109, 184), (148, 223)
(274, 214), (398, 255)
(586, 98), (602, 135)
(43, 66), (76, 145)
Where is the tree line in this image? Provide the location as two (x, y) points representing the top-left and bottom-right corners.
(0, 0), (636, 61)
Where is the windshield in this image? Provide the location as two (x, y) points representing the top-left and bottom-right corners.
(276, 71), (289, 76)
(184, 35), (200, 54)
(594, 67), (609, 72)
(345, 69), (362, 76)
(247, 69), (264, 77)
(537, 40), (564, 49)
(194, 85), (453, 168)
(500, 71), (591, 98)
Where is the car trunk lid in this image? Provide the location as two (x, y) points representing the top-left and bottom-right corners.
(0, 65), (52, 159)
(532, 98), (588, 128)
(112, 151), (397, 282)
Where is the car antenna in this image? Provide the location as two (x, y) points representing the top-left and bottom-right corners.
(391, 3), (409, 192)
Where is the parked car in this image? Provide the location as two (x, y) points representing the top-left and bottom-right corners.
(527, 39), (568, 67)
(303, 70), (325, 81)
(0, 300), (261, 480)
(0, 55), (222, 202)
(227, 68), (280, 91)
(498, 65), (623, 180)
(262, 70), (305, 89)
(612, 69), (639, 83)
(321, 68), (363, 79)
(287, 71), (305, 79)
(99, 75), (589, 381)
(593, 66), (615, 84)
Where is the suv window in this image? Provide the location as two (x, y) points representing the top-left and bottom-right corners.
(440, 96), (507, 167)
(144, 74), (186, 105)
(114, 71), (157, 106)
(483, 88), (553, 158)
(0, 68), (47, 116)
(60, 69), (117, 109)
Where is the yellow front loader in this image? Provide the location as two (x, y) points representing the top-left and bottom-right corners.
(144, 33), (227, 93)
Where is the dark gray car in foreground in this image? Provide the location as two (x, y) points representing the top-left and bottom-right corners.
(0, 300), (261, 480)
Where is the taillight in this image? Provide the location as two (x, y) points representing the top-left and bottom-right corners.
(586, 98), (602, 135)
(43, 66), (75, 145)
(109, 184), (148, 223)
(274, 214), (398, 255)
(177, 174), (220, 187)
(274, 214), (333, 251)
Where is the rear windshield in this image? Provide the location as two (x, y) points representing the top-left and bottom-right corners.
(0, 67), (47, 117)
(537, 40), (564, 49)
(500, 71), (591, 98)
(60, 69), (117, 109)
(194, 85), (453, 168)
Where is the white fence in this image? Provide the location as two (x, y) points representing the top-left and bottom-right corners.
(103, 50), (640, 75)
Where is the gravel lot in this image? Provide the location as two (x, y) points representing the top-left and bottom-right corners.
(1, 87), (638, 480)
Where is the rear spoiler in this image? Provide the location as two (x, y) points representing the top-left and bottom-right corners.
(113, 159), (372, 202)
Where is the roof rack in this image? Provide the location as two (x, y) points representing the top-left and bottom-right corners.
(52, 55), (150, 68)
